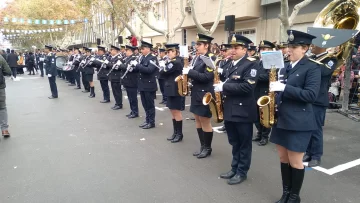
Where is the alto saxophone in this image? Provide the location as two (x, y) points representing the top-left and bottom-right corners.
(175, 57), (189, 96)
(202, 56), (227, 123)
(257, 65), (277, 128)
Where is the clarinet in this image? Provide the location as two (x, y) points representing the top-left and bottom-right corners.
(121, 56), (139, 79)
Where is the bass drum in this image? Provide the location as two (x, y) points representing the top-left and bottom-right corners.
(55, 56), (67, 70)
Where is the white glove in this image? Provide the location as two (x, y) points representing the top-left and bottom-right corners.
(218, 68), (223, 74)
(47, 74), (52, 77)
(90, 58), (95, 62)
(40, 58), (44, 62)
(104, 59), (109, 65)
(127, 65), (133, 72)
(182, 67), (190, 74)
(187, 65), (194, 69)
(80, 60), (86, 64)
(116, 60), (122, 66)
(159, 61), (166, 68)
(270, 81), (286, 92)
(213, 82), (224, 92)
(130, 60), (138, 67)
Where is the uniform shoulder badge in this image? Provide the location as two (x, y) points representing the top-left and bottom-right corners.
(247, 57), (256, 61)
(325, 60), (334, 69)
(250, 69), (257, 77)
(308, 58), (323, 65)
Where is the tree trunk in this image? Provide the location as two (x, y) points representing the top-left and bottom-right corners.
(342, 55), (352, 111)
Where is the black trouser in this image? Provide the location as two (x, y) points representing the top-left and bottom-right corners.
(111, 82), (122, 106)
(224, 121), (253, 177)
(11, 67), (17, 78)
(254, 122), (271, 139)
(100, 80), (110, 101)
(81, 72), (89, 90)
(140, 91), (155, 124)
(74, 71), (81, 88)
(69, 70), (75, 84)
(48, 76), (58, 97)
(158, 78), (167, 101)
(28, 65), (35, 74)
(38, 63), (44, 77)
(126, 87), (138, 116)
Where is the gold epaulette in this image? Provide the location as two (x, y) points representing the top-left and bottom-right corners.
(172, 58), (176, 61)
(308, 58), (323, 65)
(206, 67), (214, 72)
(247, 57), (256, 61)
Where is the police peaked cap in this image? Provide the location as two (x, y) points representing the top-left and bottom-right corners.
(45, 45), (53, 50)
(248, 45), (257, 51)
(97, 46), (106, 51)
(259, 40), (275, 49)
(140, 41), (153, 48)
(125, 45), (137, 51)
(110, 45), (120, 51)
(197, 33), (214, 43)
(120, 45), (125, 48)
(85, 48), (92, 52)
(164, 43), (179, 51)
(230, 34), (253, 47)
(159, 48), (166, 52)
(287, 30), (316, 45)
(221, 44), (232, 51)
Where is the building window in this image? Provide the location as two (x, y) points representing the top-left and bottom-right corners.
(163, 0), (167, 21)
(183, 29), (187, 45)
(235, 29), (256, 45)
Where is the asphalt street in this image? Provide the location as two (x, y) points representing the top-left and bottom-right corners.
(0, 74), (359, 203)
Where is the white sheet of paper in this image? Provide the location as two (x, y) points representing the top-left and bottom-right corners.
(179, 45), (189, 58)
(260, 51), (285, 69)
(199, 55), (216, 69)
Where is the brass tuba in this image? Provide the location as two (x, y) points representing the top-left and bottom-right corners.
(257, 66), (277, 128)
(202, 56), (227, 123)
(175, 57), (190, 96)
(313, 0), (360, 75)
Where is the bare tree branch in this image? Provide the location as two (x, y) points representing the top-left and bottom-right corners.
(289, 0), (313, 26)
(189, 0), (224, 35)
(172, 0), (185, 31)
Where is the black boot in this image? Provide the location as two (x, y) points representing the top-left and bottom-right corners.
(171, 120), (183, 143)
(275, 163), (292, 203)
(89, 87), (95, 98)
(252, 132), (262, 142)
(287, 167), (304, 203)
(193, 128), (204, 156)
(197, 131), (213, 159)
(167, 119), (177, 141)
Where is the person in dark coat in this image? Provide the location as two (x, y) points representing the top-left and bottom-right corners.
(182, 33), (215, 159)
(303, 45), (337, 167)
(44, 45), (59, 99)
(158, 48), (168, 104)
(216, 35), (259, 185)
(132, 41), (158, 129)
(26, 52), (36, 75)
(119, 45), (139, 118)
(6, 50), (18, 79)
(82, 48), (96, 98)
(93, 46), (111, 103)
(80, 47), (90, 92)
(269, 30), (321, 203)
(159, 44), (185, 143)
(107, 45), (123, 110)
(252, 40), (276, 146)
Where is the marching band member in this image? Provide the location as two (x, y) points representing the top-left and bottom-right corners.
(270, 30), (320, 203)
(132, 41), (158, 129)
(215, 35), (259, 185)
(253, 40), (276, 146)
(95, 46), (111, 103)
(107, 45), (123, 110)
(158, 48), (168, 105)
(120, 45), (139, 118)
(72, 47), (82, 89)
(159, 44), (184, 143)
(44, 45), (58, 99)
(81, 47), (90, 93)
(83, 48), (96, 98)
(183, 33), (215, 159)
(247, 45), (259, 60)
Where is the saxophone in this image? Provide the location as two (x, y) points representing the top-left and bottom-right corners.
(257, 65), (277, 128)
(202, 56), (227, 123)
(175, 57), (189, 96)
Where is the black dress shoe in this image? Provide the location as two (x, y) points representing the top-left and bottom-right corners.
(252, 135), (261, 142)
(218, 126), (226, 132)
(88, 94), (95, 98)
(128, 114), (139, 119)
(112, 105), (122, 110)
(302, 154), (311, 162)
(159, 101), (165, 104)
(74, 87), (81, 89)
(48, 96), (58, 99)
(100, 100), (110, 103)
(139, 122), (148, 128)
(142, 123), (155, 129)
(220, 170), (236, 179)
(82, 90), (90, 93)
(308, 159), (321, 167)
(258, 138), (268, 146)
(227, 174), (247, 185)
(171, 134), (183, 143)
(126, 113), (132, 117)
(68, 84), (76, 86)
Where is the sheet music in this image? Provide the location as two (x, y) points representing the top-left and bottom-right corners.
(199, 55), (216, 69)
(260, 51), (284, 70)
(179, 45), (189, 58)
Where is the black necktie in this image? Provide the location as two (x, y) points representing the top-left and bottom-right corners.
(286, 63), (292, 74)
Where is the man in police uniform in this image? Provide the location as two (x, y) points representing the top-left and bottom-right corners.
(214, 34), (259, 185)
(95, 46), (111, 103)
(252, 40), (276, 146)
(81, 47), (90, 93)
(72, 47), (82, 89)
(131, 41), (158, 129)
(120, 45), (139, 118)
(108, 45), (123, 110)
(158, 48), (168, 104)
(44, 45), (58, 99)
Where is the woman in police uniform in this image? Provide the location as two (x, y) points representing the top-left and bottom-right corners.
(159, 44), (185, 143)
(269, 30), (321, 203)
(182, 34), (215, 159)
